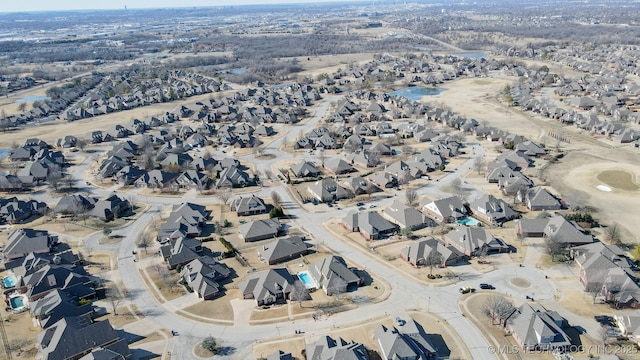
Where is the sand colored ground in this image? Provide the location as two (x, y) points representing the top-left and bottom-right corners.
(545, 152), (640, 243)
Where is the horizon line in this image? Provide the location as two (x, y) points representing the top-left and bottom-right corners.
(0, 0), (375, 15)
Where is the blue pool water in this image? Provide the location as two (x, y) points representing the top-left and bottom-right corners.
(297, 271), (316, 289)
(457, 217), (480, 226)
(9, 296), (24, 309)
(455, 52), (486, 59)
(15, 95), (50, 103)
(3, 276), (16, 288)
(387, 86), (446, 101)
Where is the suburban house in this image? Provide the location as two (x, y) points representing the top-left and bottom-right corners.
(230, 195), (268, 216)
(3, 228), (58, 262)
(134, 169), (180, 189)
(324, 158), (356, 175)
(36, 318), (131, 360)
(305, 336), (369, 360)
(308, 255), (360, 295)
(443, 226), (508, 257)
(505, 303), (572, 351)
(307, 178), (353, 203)
(20, 264), (95, 302)
(91, 194), (131, 222)
(614, 312), (640, 345)
(341, 210), (396, 240)
(544, 216), (593, 245)
(239, 218), (282, 242)
(400, 236), (465, 267)
(340, 176), (379, 195)
(160, 237), (203, 270)
(216, 165), (250, 188)
(601, 267), (640, 309)
(421, 196), (466, 223)
(291, 161), (322, 178)
(266, 350), (293, 360)
(30, 289), (94, 329)
(572, 242), (633, 290)
(157, 202), (209, 243)
(180, 256), (231, 300)
(374, 319), (438, 360)
(54, 194), (97, 216)
(257, 236), (308, 265)
(0, 197), (47, 224)
(238, 268), (294, 305)
(383, 200), (434, 230)
(519, 187), (562, 211)
(469, 194), (519, 224)
(516, 215), (594, 246)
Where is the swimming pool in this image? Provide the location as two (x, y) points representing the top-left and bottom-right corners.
(3, 275), (16, 288)
(457, 217), (480, 226)
(297, 271), (317, 289)
(9, 295), (28, 313)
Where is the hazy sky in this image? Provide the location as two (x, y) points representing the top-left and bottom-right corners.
(4, 0), (366, 13)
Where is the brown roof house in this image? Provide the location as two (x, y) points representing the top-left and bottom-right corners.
(257, 236), (308, 265)
(238, 268), (294, 305)
(400, 236), (465, 267)
(443, 226), (508, 257)
(421, 196), (466, 223)
(382, 200), (434, 230)
(341, 210), (396, 240)
(469, 194), (519, 225)
(505, 303), (572, 351)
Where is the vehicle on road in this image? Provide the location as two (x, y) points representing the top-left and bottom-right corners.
(479, 283), (495, 290)
(356, 202), (364, 206)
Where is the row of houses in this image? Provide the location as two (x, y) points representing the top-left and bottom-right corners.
(0, 228), (132, 359)
(267, 316), (439, 360)
(53, 193), (131, 222)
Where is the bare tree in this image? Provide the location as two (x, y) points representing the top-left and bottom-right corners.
(425, 251), (443, 277)
(76, 139), (87, 152)
(106, 283), (127, 315)
(450, 178), (466, 200)
(473, 157), (485, 175)
(544, 233), (564, 262)
(585, 282), (602, 304)
(289, 280), (310, 308)
(606, 222), (621, 245)
(481, 295), (515, 325)
(47, 166), (65, 191)
(317, 148), (326, 167)
(271, 191), (282, 209)
(405, 188), (418, 206)
(136, 231), (154, 254)
(218, 188), (232, 205)
(327, 277), (347, 298)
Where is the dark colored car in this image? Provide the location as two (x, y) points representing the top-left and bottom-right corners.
(479, 283), (495, 290)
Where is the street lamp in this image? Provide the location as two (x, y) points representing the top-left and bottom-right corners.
(428, 296), (431, 313)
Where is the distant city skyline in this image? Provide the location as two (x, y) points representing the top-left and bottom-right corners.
(3, 0), (369, 13)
